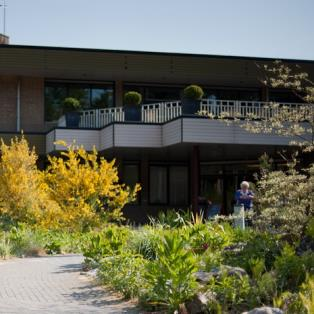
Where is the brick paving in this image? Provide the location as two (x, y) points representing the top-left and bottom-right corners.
(0, 254), (139, 314)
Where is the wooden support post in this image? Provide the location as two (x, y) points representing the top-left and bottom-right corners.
(191, 145), (200, 215)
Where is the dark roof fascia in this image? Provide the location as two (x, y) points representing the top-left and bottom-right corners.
(1, 44), (314, 64)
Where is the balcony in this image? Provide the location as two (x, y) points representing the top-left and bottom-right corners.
(57, 99), (311, 129)
(46, 98), (312, 154)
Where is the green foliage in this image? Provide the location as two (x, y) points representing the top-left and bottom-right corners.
(8, 226), (46, 257)
(98, 253), (147, 299)
(273, 291), (305, 314)
(224, 232), (282, 273)
(141, 232), (198, 312)
(207, 271), (252, 312)
(274, 245), (307, 291)
(82, 225), (130, 264)
(124, 91), (142, 106)
(62, 97), (81, 113)
(255, 163), (314, 237)
(183, 84), (204, 100)
(127, 226), (160, 260)
(0, 232), (11, 259)
(299, 274), (314, 314)
(149, 209), (190, 229)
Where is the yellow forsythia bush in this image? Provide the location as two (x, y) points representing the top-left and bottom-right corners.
(44, 141), (141, 230)
(0, 137), (140, 231)
(0, 137), (58, 225)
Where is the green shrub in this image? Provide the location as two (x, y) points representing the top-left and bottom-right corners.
(124, 91), (142, 106)
(207, 271), (252, 312)
(8, 226), (45, 257)
(149, 209), (190, 229)
(224, 232), (282, 273)
(0, 232), (11, 259)
(62, 97), (81, 113)
(141, 232), (198, 312)
(82, 225), (130, 264)
(127, 227), (160, 260)
(183, 85), (204, 100)
(98, 253), (147, 298)
(299, 274), (314, 314)
(274, 245), (306, 291)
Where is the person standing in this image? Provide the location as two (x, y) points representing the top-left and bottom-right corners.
(235, 181), (254, 210)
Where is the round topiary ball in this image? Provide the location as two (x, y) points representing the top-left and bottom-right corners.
(183, 85), (204, 100)
(124, 91), (142, 106)
(63, 97), (81, 113)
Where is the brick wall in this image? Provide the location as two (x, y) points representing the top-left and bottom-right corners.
(20, 77), (45, 132)
(0, 76), (17, 132)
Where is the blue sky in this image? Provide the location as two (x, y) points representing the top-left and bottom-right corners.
(3, 0), (314, 60)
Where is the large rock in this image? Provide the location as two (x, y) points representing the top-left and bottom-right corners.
(242, 307), (284, 314)
(185, 291), (216, 314)
(195, 265), (247, 284)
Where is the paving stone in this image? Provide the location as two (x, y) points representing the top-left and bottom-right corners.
(0, 254), (139, 314)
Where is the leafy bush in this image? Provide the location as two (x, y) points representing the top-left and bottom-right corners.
(274, 245), (313, 292)
(127, 226), (160, 260)
(82, 225), (130, 264)
(255, 162), (314, 237)
(149, 209), (190, 229)
(183, 85), (204, 100)
(124, 91), (142, 106)
(8, 226), (46, 257)
(207, 271), (252, 312)
(223, 232), (282, 272)
(45, 143), (140, 230)
(0, 232), (11, 259)
(62, 97), (81, 113)
(0, 136), (58, 226)
(98, 253), (147, 298)
(141, 232), (198, 312)
(299, 275), (314, 314)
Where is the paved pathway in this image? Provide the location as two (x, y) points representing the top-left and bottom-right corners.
(0, 255), (139, 314)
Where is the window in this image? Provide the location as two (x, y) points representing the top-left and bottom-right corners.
(122, 164), (140, 204)
(169, 166), (188, 205)
(44, 82), (114, 121)
(149, 166), (167, 204)
(149, 165), (189, 205)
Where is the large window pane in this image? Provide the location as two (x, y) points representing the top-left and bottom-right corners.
(169, 166), (188, 205)
(68, 85), (90, 108)
(150, 166), (167, 204)
(91, 88), (113, 108)
(45, 85), (67, 121)
(44, 82), (114, 122)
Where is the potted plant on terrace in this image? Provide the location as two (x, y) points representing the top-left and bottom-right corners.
(63, 97), (81, 128)
(124, 91), (142, 122)
(182, 84), (204, 115)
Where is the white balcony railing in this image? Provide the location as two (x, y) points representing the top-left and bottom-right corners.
(79, 107), (124, 128)
(55, 100), (310, 129)
(141, 101), (182, 123)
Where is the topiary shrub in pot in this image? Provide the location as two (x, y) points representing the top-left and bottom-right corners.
(63, 97), (81, 128)
(182, 84), (204, 115)
(124, 91), (142, 122)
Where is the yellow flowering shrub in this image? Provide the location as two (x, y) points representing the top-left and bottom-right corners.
(44, 142), (140, 230)
(0, 136), (58, 225)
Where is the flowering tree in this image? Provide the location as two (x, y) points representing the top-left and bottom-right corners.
(45, 142), (140, 230)
(243, 61), (314, 152)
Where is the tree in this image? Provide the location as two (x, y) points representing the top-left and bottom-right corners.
(244, 61), (314, 152)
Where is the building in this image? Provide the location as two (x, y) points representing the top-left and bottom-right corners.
(1, 34), (313, 222)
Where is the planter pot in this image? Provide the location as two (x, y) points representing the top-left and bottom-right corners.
(124, 106), (141, 122)
(65, 112), (81, 128)
(182, 98), (201, 115)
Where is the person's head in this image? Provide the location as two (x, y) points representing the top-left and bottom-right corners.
(240, 181), (250, 191)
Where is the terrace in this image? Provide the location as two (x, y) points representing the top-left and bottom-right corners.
(57, 99), (311, 129)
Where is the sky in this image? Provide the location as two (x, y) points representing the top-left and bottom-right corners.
(2, 0), (314, 60)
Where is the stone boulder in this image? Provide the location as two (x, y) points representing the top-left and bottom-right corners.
(185, 291), (216, 314)
(242, 307), (284, 314)
(195, 265), (247, 284)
